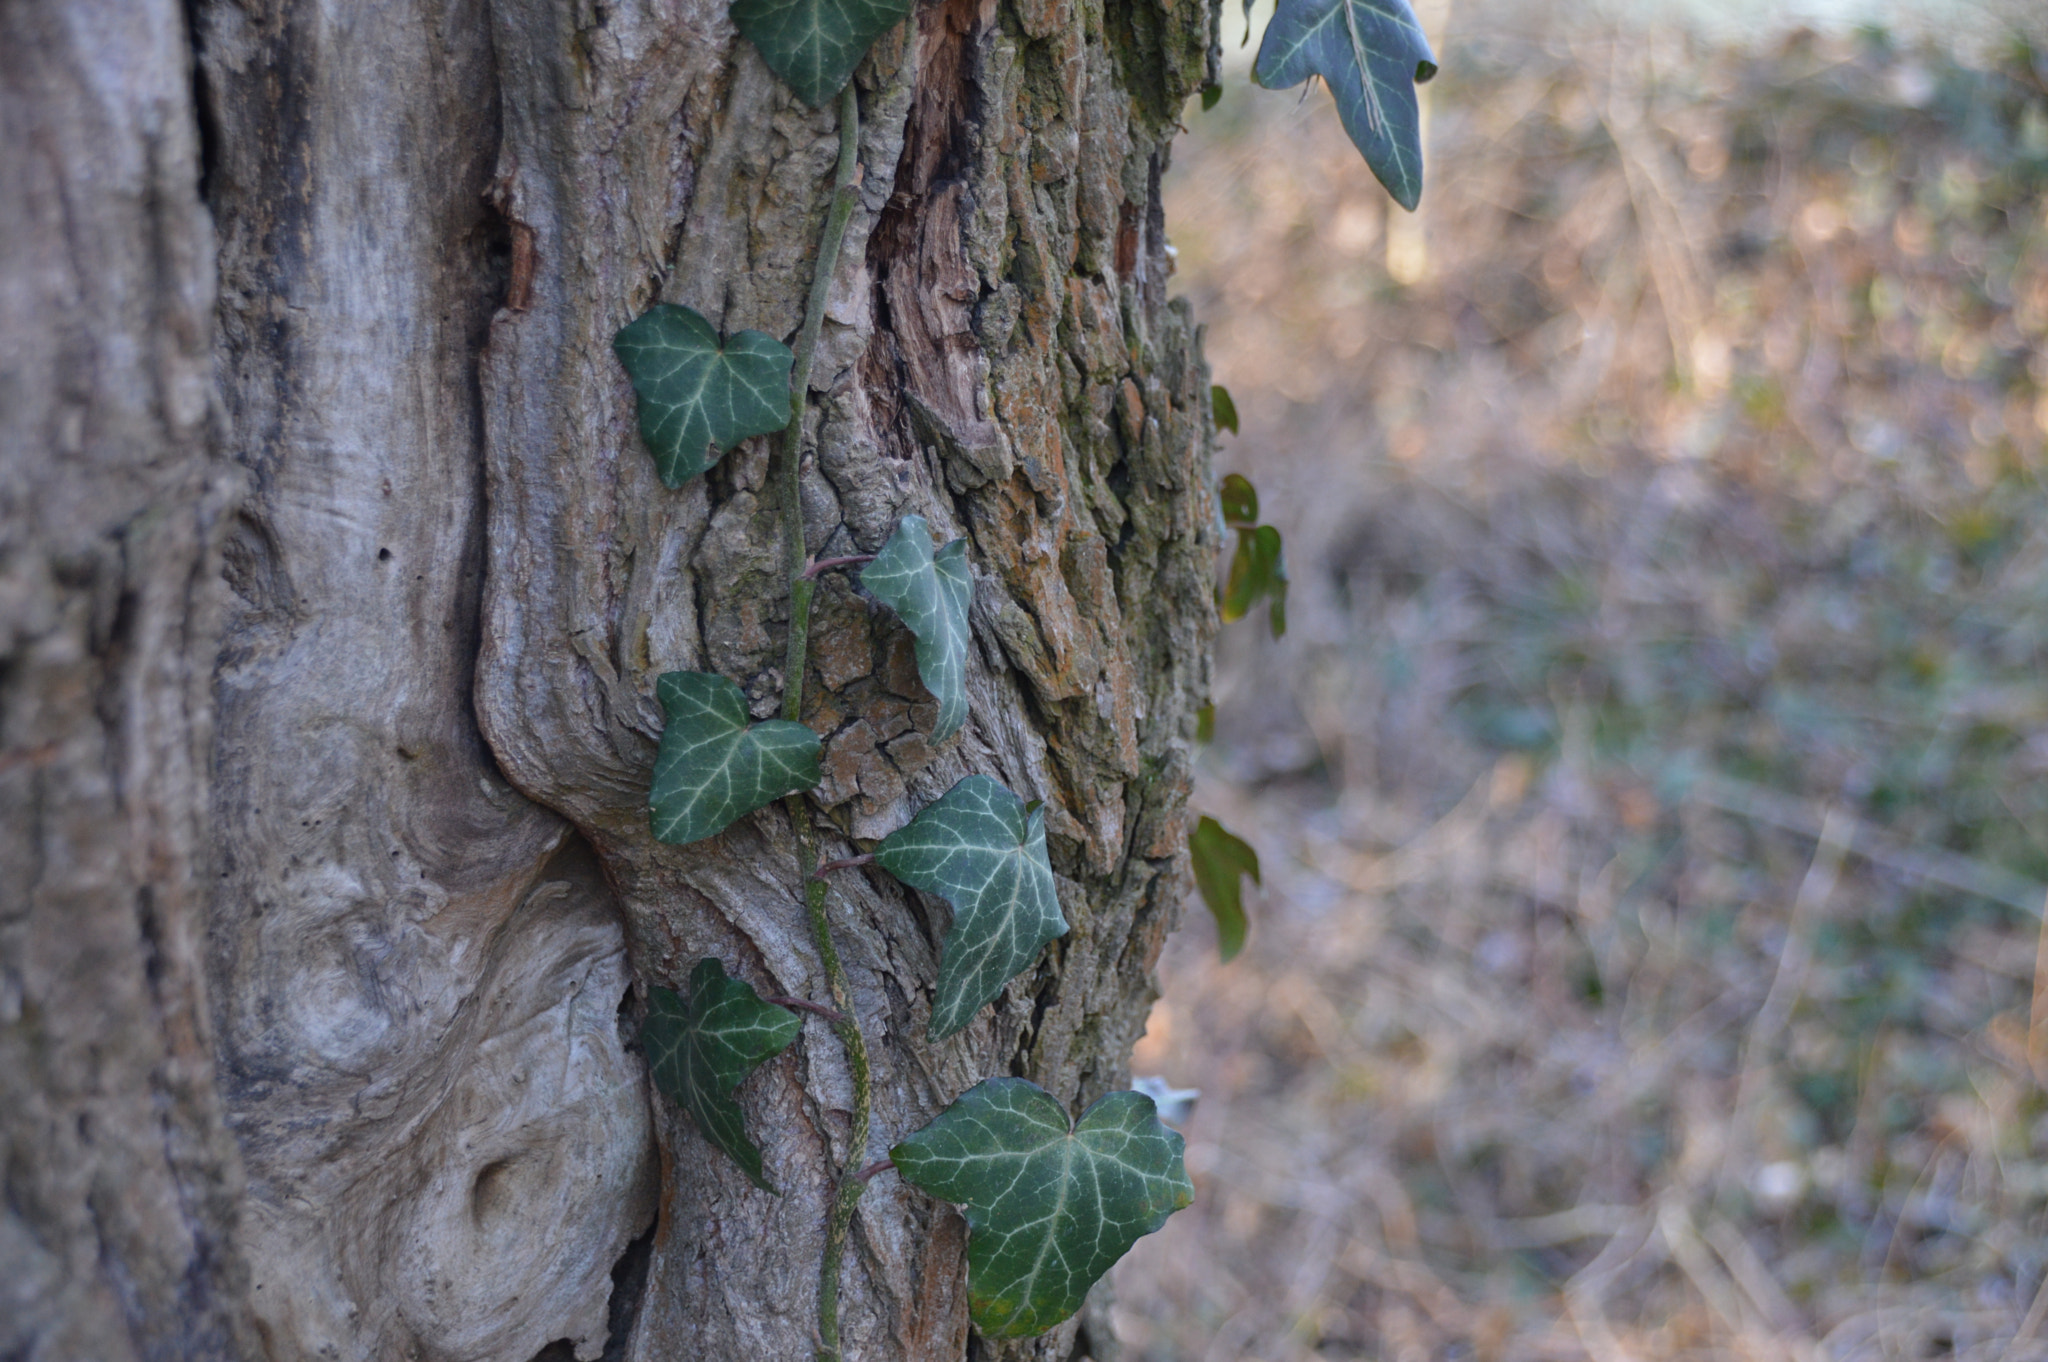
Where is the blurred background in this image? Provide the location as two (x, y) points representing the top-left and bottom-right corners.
(1113, 2), (2048, 1358)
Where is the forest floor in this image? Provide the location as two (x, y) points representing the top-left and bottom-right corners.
(1113, 15), (2048, 1361)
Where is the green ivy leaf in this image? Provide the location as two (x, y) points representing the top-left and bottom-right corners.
(874, 775), (1067, 1040)
(1221, 524), (1289, 638)
(613, 304), (793, 487)
(641, 958), (802, 1191)
(650, 671), (821, 846)
(1219, 473), (1258, 527)
(1211, 383), (1239, 435)
(1254, 0), (1437, 210)
(730, 0), (912, 108)
(891, 1078), (1194, 1338)
(1189, 816), (1259, 961)
(860, 515), (972, 743)
(1200, 83), (1224, 112)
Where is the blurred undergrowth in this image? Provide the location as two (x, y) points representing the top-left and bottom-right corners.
(1119, 15), (2048, 1361)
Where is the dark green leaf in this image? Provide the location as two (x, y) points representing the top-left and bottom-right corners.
(730, 0), (912, 107)
(1211, 383), (1240, 435)
(874, 775), (1067, 1040)
(1201, 83), (1224, 111)
(650, 671), (821, 845)
(1221, 524), (1288, 637)
(860, 515), (972, 743)
(641, 958), (802, 1191)
(1219, 472), (1258, 527)
(1254, 0), (1437, 210)
(891, 1078), (1193, 1338)
(613, 305), (793, 487)
(1190, 816), (1259, 961)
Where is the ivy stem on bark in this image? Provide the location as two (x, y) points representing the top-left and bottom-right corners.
(777, 81), (870, 1362)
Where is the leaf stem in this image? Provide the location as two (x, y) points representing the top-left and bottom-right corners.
(801, 552), (877, 580)
(765, 996), (853, 1025)
(813, 853), (876, 876)
(854, 1158), (895, 1183)
(776, 82), (871, 1362)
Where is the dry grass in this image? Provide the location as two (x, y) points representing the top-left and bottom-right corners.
(1114, 16), (2048, 1361)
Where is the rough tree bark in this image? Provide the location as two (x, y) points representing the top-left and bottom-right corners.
(4, 0), (1218, 1354)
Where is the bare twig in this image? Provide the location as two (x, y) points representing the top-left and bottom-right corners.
(1687, 773), (2046, 916)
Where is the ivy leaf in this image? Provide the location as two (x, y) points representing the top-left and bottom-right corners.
(1219, 473), (1258, 527)
(1189, 815), (1259, 961)
(860, 515), (972, 743)
(730, 0), (912, 108)
(650, 671), (821, 846)
(874, 775), (1068, 1040)
(613, 304), (793, 487)
(1253, 0), (1438, 210)
(1221, 524), (1289, 638)
(641, 958), (802, 1191)
(891, 1078), (1194, 1338)
(1211, 383), (1239, 435)
(1200, 83), (1224, 112)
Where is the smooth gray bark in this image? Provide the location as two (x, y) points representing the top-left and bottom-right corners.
(4, 0), (1217, 1354)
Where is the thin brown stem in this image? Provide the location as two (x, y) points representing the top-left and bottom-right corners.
(854, 1159), (895, 1183)
(801, 553), (876, 580)
(812, 853), (875, 877)
(764, 996), (851, 1025)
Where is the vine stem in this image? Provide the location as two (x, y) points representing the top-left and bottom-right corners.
(777, 82), (870, 1362)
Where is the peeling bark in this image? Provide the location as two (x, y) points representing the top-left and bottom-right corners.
(6, 0), (1217, 1353)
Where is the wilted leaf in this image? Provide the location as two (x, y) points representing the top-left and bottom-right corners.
(641, 958), (802, 1191)
(613, 305), (793, 487)
(1189, 815), (1259, 961)
(1254, 0), (1437, 210)
(1213, 383), (1240, 433)
(891, 1078), (1193, 1337)
(874, 775), (1067, 1040)
(1131, 1075), (1201, 1128)
(860, 515), (972, 743)
(730, 0), (912, 107)
(1219, 472), (1259, 527)
(650, 671), (821, 846)
(1222, 524), (1289, 637)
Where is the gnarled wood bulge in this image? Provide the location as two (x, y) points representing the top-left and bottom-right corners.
(5, 0), (1219, 1353)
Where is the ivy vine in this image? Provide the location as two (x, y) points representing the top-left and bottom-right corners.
(604, 0), (1436, 1350)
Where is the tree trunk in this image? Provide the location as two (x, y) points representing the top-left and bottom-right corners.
(5, 0), (1218, 1353)
(1, 3), (254, 1359)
